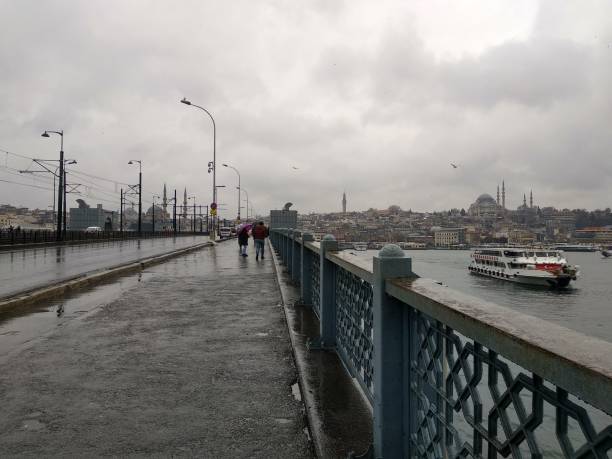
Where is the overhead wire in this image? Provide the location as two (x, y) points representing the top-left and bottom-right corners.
(1, 145), (170, 210)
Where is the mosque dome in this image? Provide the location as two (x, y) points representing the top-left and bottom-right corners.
(469, 193), (499, 218)
(476, 194), (496, 204)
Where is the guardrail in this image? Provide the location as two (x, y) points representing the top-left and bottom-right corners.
(0, 229), (208, 246)
(270, 228), (612, 458)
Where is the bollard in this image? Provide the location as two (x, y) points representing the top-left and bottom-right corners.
(372, 244), (415, 458)
(300, 233), (314, 305)
(319, 234), (339, 348)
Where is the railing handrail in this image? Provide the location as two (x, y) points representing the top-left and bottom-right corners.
(326, 250), (374, 284)
(387, 277), (612, 416)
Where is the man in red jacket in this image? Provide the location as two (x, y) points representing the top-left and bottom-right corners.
(251, 221), (269, 261)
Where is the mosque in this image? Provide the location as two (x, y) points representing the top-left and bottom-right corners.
(468, 181), (536, 221)
(468, 181), (506, 218)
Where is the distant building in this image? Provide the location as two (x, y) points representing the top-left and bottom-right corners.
(342, 191), (347, 214)
(468, 194), (500, 219)
(69, 199), (112, 230)
(434, 228), (466, 247)
(270, 203), (298, 229)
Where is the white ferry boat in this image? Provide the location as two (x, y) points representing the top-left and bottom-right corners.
(353, 243), (368, 251)
(468, 248), (579, 288)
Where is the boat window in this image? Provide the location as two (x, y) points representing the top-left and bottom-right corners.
(536, 251), (547, 257)
(503, 250), (524, 257)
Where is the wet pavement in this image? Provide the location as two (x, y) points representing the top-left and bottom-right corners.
(0, 241), (313, 457)
(0, 236), (210, 299)
(272, 250), (373, 458)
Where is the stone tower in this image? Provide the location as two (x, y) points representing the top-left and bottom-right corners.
(342, 191), (347, 214)
(502, 181), (506, 209)
(530, 190), (533, 208)
(162, 183), (168, 217)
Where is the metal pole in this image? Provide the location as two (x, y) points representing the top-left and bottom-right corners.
(63, 168), (67, 234)
(138, 168), (142, 237)
(152, 197), (155, 234)
(120, 188), (123, 233)
(193, 201), (196, 233)
(180, 99), (216, 240)
(173, 189), (177, 236)
(57, 150), (64, 241)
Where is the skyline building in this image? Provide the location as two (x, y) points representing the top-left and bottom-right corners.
(342, 191), (347, 214)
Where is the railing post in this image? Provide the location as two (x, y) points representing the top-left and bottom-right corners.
(319, 234), (338, 348)
(372, 244), (414, 459)
(300, 233), (314, 305)
(287, 229), (294, 275)
(291, 230), (301, 283)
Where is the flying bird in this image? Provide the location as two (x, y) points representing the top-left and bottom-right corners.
(450, 163), (459, 169)
(292, 166), (299, 170)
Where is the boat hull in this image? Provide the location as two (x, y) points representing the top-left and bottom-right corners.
(468, 266), (573, 288)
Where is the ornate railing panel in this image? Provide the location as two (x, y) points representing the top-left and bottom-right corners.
(409, 307), (612, 458)
(311, 254), (320, 318)
(335, 266), (374, 399)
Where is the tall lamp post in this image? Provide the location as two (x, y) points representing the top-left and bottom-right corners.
(222, 163), (240, 222)
(180, 97), (216, 241)
(128, 160), (142, 237)
(41, 130), (64, 241)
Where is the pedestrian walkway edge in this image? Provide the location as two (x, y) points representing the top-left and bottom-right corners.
(268, 240), (322, 458)
(0, 241), (213, 312)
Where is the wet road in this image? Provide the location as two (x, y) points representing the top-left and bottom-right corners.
(0, 241), (312, 457)
(0, 236), (210, 299)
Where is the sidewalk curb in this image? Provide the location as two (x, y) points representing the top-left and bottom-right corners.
(0, 241), (213, 312)
(268, 240), (322, 458)
(0, 234), (209, 252)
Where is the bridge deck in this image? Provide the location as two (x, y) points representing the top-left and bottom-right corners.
(0, 241), (313, 457)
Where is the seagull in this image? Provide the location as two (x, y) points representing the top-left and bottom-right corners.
(292, 166), (299, 170)
(450, 163), (459, 169)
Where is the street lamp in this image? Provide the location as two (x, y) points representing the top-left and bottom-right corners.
(222, 163), (240, 222)
(128, 160), (142, 237)
(180, 97), (217, 241)
(41, 130), (64, 241)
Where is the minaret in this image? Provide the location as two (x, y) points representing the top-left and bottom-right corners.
(523, 193), (527, 207)
(162, 183), (168, 217)
(183, 188), (188, 219)
(342, 191), (347, 214)
(496, 185), (500, 206)
(502, 181), (506, 209)
(530, 190), (533, 208)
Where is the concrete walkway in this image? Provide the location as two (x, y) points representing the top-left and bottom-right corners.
(0, 241), (313, 457)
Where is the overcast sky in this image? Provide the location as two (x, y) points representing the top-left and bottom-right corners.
(1, 0), (611, 216)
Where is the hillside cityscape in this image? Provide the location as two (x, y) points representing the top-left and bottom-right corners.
(3, 183), (612, 248)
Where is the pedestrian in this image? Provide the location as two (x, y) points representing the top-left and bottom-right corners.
(251, 221), (269, 260)
(238, 225), (250, 257)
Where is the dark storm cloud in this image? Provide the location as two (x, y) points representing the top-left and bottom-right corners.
(0, 1), (611, 215)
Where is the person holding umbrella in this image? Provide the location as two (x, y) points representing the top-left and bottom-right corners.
(237, 222), (252, 257)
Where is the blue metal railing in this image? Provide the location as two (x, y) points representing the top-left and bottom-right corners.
(270, 229), (612, 458)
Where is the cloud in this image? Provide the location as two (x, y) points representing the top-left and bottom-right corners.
(0, 0), (611, 216)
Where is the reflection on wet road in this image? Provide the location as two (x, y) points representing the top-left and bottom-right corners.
(0, 236), (209, 299)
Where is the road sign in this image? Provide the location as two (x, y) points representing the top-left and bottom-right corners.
(210, 202), (217, 210)
(210, 208), (217, 216)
